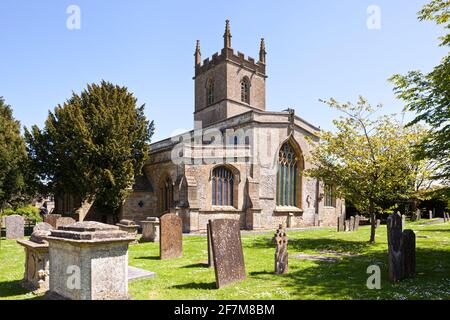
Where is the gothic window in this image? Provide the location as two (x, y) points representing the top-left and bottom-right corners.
(207, 79), (215, 105)
(212, 167), (234, 206)
(161, 177), (174, 213)
(276, 142), (300, 207)
(240, 77), (250, 103)
(324, 185), (335, 207)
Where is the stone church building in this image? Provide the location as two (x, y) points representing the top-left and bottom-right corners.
(118, 21), (345, 232)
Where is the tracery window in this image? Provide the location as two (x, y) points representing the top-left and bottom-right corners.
(276, 142), (300, 206)
(212, 167), (234, 206)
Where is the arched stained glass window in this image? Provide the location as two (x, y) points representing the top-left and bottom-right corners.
(276, 142), (300, 206)
(212, 167), (234, 206)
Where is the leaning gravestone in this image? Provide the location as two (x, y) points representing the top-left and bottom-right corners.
(209, 219), (246, 288)
(402, 229), (416, 279)
(45, 221), (135, 300)
(43, 214), (62, 229)
(273, 224), (288, 274)
(207, 221), (214, 268)
(387, 213), (403, 282)
(159, 213), (182, 260)
(5, 215), (25, 240)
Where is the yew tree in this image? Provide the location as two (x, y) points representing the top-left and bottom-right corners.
(0, 97), (30, 210)
(25, 81), (154, 215)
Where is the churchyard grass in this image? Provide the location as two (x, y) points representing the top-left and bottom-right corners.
(1, 221), (449, 300)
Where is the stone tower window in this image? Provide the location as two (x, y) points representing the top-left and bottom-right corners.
(207, 79), (215, 106)
(240, 77), (250, 104)
(212, 166), (234, 206)
(276, 142), (300, 207)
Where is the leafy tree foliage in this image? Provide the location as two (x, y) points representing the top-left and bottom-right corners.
(25, 81), (154, 215)
(306, 97), (437, 243)
(0, 97), (30, 210)
(390, 0), (450, 193)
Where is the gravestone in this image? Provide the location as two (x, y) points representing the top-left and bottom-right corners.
(273, 224), (288, 274)
(207, 221), (214, 268)
(349, 216), (355, 232)
(387, 213), (403, 282)
(337, 214), (345, 232)
(17, 230), (51, 293)
(402, 215), (406, 229)
(444, 213), (449, 222)
(429, 210), (433, 220)
(345, 220), (351, 232)
(5, 215), (25, 240)
(159, 213), (182, 260)
(45, 221), (134, 300)
(43, 214), (62, 229)
(376, 219), (381, 229)
(56, 217), (76, 229)
(140, 217), (160, 242)
(354, 215), (360, 231)
(402, 229), (416, 279)
(209, 219), (246, 288)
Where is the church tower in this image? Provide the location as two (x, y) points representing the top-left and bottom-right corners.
(193, 20), (267, 127)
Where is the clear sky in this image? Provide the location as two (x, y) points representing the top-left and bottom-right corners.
(0, 0), (447, 142)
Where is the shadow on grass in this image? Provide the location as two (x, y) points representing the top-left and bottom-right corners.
(248, 246), (450, 299)
(171, 282), (216, 290)
(134, 256), (160, 260)
(0, 280), (30, 298)
(182, 263), (210, 269)
(249, 237), (372, 254)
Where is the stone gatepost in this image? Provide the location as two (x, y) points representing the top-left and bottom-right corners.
(140, 217), (160, 242)
(45, 221), (134, 300)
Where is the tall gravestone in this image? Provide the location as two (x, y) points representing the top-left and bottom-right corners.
(273, 225), (288, 274)
(354, 215), (360, 231)
(402, 229), (416, 279)
(387, 213), (403, 282)
(209, 219), (246, 288)
(5, 215), (25, 240)
(337, 214), (345, 232)
(207, 222), (214, 268)
(159, 213), (182, 260)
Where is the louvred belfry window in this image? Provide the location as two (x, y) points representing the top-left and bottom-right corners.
(276, 142), (299, 207)
(212, 167), (234, 206)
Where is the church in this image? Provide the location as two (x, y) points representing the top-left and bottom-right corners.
(118, 20), (345, 232)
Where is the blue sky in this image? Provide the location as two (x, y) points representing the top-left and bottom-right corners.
(0, 0), (447, 142)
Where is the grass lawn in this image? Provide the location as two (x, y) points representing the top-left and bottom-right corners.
(1, 221), (449, 300)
